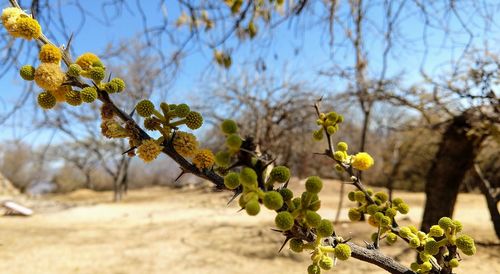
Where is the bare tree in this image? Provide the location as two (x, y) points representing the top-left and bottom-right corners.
(197, 69), (335, 177)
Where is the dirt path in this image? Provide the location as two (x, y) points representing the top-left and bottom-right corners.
(0, 181), (498, 274)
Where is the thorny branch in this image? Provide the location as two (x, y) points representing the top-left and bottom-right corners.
(8, 0), (417, 273)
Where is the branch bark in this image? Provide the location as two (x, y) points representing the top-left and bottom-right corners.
(348, 243), (415, 274)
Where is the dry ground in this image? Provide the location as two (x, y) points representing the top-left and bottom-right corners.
(0, 179), (499, 274)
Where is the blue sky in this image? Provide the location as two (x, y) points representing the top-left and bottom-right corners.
(0, 0), (498, 146)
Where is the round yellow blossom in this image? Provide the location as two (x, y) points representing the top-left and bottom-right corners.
(2, 7), (22, 22)
(39, 44), (62, 63)
(137, 139), (163, 163)
(49, 85), (70, 102)
(34, 63), (65, 91)
(12, 16), (41, 40)
(143, 117), (160, 131)
(192, 149), (215, 169)
(172, 131), (199, 157)
(351, 152), (374, 171)
(100, 119), (128, 139)
(75, 52), (101, 70)
(2, 7), (24, 30)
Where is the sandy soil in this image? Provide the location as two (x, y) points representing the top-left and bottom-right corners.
(0, 180), (498, 274)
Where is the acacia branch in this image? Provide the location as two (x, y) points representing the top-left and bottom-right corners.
(8, 1), (415, 272)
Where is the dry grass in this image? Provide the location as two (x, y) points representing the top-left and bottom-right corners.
(0, 179), (498, 274)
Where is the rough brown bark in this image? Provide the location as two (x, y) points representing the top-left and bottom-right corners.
(473, 164), (500, 239)
(348, 243), (415, 274)
(421, 111), (485, 232)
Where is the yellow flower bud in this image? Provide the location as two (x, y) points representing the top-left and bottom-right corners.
(351, 152), (374, 170)
(34, 63), (65, 91)
(137, 139), (163, 163)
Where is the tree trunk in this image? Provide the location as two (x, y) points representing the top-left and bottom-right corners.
(420, 111), (485, 232)
(473, 164), (500, 239)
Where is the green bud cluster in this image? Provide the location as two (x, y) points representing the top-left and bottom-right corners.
(305, 241), (352, 273)
(312, 110), (344, 141)
(400, 217), (475, 273)
(213, 119), (245, 173)
(227, 167), (346, 272)
(346, 190), (417, 251)
(132, 100), (206, 142)
(347, 190), (409, 227)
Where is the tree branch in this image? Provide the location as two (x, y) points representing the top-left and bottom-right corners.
(348, 242), (415, 274)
